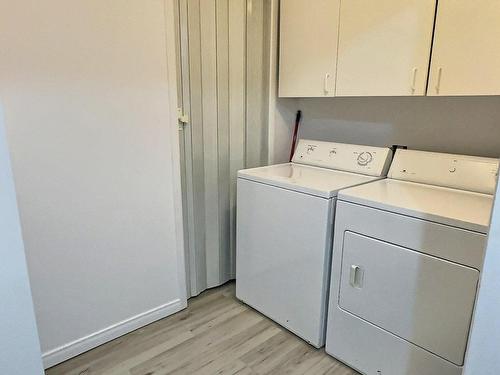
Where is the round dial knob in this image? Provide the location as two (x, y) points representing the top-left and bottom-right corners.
(357, 152), (373, 166)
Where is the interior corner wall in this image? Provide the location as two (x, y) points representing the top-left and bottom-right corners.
(0, 107), (44, 375)
(0, 0), (186, 367)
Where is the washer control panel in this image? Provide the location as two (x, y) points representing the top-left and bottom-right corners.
(389, 149), (500, 195)
(291, 139), (393, 177)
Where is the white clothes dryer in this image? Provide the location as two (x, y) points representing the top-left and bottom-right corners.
(326, 149), (499, 375)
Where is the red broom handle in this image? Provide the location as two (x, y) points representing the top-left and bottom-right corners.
(289, 110), (302, 162)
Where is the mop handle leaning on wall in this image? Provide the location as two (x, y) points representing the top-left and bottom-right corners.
(289, 110), (302, 162)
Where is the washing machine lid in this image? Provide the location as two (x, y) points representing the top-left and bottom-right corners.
(238, 163), (381, 198)
(238, 139), (393, 198)
(339, 179), (494, 233)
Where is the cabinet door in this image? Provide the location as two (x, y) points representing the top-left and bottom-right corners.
(335, 0), (436, 96)
(429, 1), (500, 96)
(278, 0), (340, 97)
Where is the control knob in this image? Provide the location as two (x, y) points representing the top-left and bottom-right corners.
(357, 152), (373, 166)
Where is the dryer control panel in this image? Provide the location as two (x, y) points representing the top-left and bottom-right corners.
(291, 139), (393, 177)
(389, 149), (500, 195)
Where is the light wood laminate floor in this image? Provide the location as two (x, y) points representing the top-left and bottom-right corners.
(46, 282), (359, 375)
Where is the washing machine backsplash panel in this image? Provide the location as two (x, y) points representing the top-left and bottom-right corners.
(292, 139), (393, 177)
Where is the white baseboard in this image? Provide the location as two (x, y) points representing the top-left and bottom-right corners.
(42, 298), (186, 369)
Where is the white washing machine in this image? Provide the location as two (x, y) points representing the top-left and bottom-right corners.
(326, 149), (499, 375)
(236, 139), (393, 347)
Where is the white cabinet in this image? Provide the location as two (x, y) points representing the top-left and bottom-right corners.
(278, 0), (500, 97)
(428, 0), (500, 96)
(335, 0), (436, 96)
(278, 0), (340, 97)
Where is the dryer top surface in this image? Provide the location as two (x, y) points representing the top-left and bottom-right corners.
(339, 179), (494, 233)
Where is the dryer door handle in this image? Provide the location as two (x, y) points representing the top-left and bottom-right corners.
(349, 265), (364, 289)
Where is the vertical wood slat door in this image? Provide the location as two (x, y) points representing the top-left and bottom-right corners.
(278, 0), (341, 97)
(228, 0), (247, 279)
(335, 0), (436, 96)
(216, 0), (231, 284)
(199, 0), (220, 288)
(183, 0), (207, 295)
(428, 0), (500, 96)
(246, 0), (270, 168)
(179, 0), (267, 296)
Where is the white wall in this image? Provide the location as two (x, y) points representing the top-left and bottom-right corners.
(464, 178), (500, 375)
(0, 107), (44, 375)
(0, 0), (186, 367)
(270, 96), (500, 163)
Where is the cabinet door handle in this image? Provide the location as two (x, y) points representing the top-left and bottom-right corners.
(349, 265), (364, 288)
(411, 67), (418, 94)
(324, 73), (331, 94)
(435, 67), (443, 95)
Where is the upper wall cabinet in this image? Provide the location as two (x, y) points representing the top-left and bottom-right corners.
(335, 0), (436, 96)
(278, 0), (341, 97)
(428, 0), (500, 96)
(278, 0), (500, 97)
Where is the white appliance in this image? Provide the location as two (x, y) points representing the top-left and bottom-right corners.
(326, 149), (499, 375)
(236, 139), (393, 347)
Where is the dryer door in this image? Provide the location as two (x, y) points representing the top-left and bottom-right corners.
(338, 232), (479, 366)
